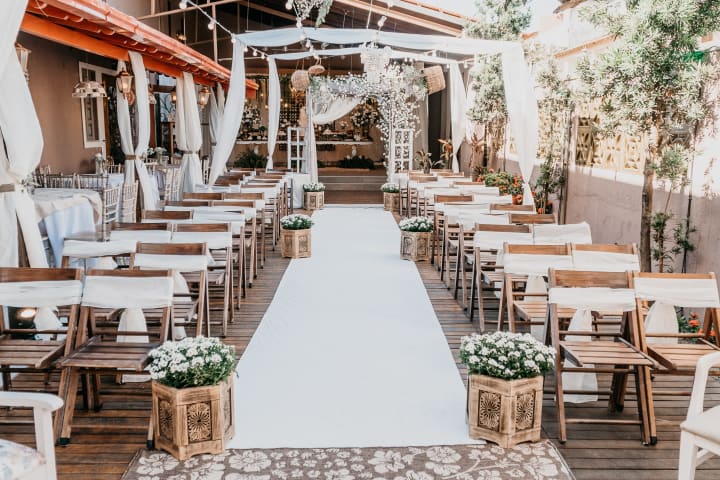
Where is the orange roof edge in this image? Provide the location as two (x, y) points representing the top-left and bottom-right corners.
(34, 0), (257, 92)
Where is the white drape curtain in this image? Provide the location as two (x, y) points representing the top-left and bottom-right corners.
(266, 58), (280, 170)
(117, 53), (158, 209)
(209, 91), (220, 145)
(0, 0), (46, 269)
(176, 72), (203, 193)
(234, 29), (537, 183)
(208, 41), (246, 185)
(305, 95), (318, 182)
(449, 63), (467, 173)
(416, 94), (429, 153)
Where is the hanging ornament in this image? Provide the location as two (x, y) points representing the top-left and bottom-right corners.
(286, 0), (333, 27)
(361, 46), (391, 85)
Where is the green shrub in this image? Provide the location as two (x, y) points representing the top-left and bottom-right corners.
(234, 149), (268, 169)
(338, 155), (375, 169)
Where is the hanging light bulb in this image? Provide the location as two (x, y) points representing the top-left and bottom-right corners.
(377, 15), (387, 28)
(252, 49), (258, 57)
(285, 0), (293, 9)
(208, 19), (215, 30)
(305, 39), (312, 49)
(244, 45), (249, 53)
(197, 85), (211, 108)
(179, 0), (188, 10)
(388, 0), (395, 7)
(171, 90), (177, 103)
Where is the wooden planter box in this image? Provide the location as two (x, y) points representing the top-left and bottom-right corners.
(383, 192), (400, 212)
(151, 378), (234, 460)
(467, 374), (543, 448)
(304, 191), (325, 210)
(281, 227), (312, 258)
(400, 230), (431, 262)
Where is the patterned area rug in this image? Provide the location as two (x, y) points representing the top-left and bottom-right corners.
(122, 441), (574, 480)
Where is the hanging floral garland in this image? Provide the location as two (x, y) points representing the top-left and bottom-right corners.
(308, 63), (427, 157)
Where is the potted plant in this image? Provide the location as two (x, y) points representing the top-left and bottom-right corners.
(280, 214), (314, 258)
(398, 216), (433, 261)
(381, 183), (401, 212)
(460, 332), (555, 448)
(148, 337), (237, 460)
(508, 174), (525, 205)
(415, 149), (442, 174)
(303, 182), (326, 211)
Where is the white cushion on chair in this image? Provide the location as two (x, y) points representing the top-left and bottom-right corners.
(0, 438), (45, 479)
(681, 405), (720, 443)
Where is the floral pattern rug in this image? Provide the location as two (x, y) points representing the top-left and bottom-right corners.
(122, 441), (574, 480)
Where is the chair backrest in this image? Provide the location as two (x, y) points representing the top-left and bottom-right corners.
(503, 244), (573, 276)
(112, 222), (170, 231)
(78, 174), (109, 192)
(102, 185), (121, 225)
(434, 194), (474, 204)
(120, 181), (138, 223)
(80, 269), (174, 342)
(142, 210), (194, 221)
(132, 242), (209, 274)
(473, 224), (532, 252)
(633, 272), (720, 342)
(212, 200), (256, 209)
(533, 221), (592, 245)
(222, 193), (260, 202)
(44, 173), (77, 189)
(491, 203), (534, 212)
(231, 192), (264, 200)
(184, 192), (224, 201)
(107, 163), (124, 174)
(509, 213), (556, 225)
(173, 223), (233, 250)
(571, 244), (640, 272)
(0, 267), (82, 337)
(162, 166), (183, 202)
(165, 200), (212, 207)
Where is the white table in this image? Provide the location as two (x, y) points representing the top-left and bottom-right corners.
(32, 188), (100, 267)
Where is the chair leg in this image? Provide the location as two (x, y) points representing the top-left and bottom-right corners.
(555, 367), (568, 444)
(677, 431), (699, 480)
(59, 370), (80, 444)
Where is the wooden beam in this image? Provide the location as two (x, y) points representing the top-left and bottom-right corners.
(21, 14), (215, 86)
(331, 0), (461, 35)
(137, 0), (312, 27)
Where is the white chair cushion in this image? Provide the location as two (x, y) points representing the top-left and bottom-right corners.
(681, 405), (720, 443)
(0, 439), (45, 479)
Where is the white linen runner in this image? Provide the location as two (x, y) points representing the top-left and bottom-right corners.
(533, 222), (592, 245)
(0, 280), (83, 309)
(228, 207), (477, 448)
(572, 250), (640, 272)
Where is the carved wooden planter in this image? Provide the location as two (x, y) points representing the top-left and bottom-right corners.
(151, 378), (234, 460)
(467, 374), (543, 448)
(383, 192), (400, 213)
(304, 191), (325, 211)
(400, 231), (431, 262)
(281, 227), (312, 259)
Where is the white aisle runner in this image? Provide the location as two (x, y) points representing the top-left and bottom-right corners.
(228, 207), (475, 448)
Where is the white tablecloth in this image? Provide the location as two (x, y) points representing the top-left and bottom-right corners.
(32, 189), (99, 267)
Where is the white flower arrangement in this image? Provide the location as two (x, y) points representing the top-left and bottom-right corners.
(147, 336), (237, 389)
(398, 216), (433, 232)
(460, 332), (555, 380)
(280, 213), (314, 230)
(303, 182), (326, 192)
(381, 183), (400, 193)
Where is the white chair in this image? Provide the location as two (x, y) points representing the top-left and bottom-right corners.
(0, 391), (63, 480)
(678, 351), (720, 479)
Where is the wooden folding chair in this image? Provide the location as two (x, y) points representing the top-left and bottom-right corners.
(469, 224), (532, 330)
(172, 223), (234, 337)
(548, 269), (657, 445)
(509, 213), (556, 225)
(56, 269), (174, 445)
(0, 268), (82, 403)
(633, 272), (720, 433)
(165, 200), (212, 207)
(216, 200), (261, 277)
(502, 244), (574, 334)
(131, 242), (208, 338)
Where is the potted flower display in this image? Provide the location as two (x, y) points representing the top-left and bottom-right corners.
(508, 175), (525, 205)
(303, 182), (325, 211)
(398, 216), (433, 261)
(381, 183), (400, 212)
(280, 213), (314, 259)
(148, 337), (237, 460)
(460, 332), (555, 448)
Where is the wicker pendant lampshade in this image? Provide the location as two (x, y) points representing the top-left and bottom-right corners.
(422, 65), (446, 95)
(291, 70), (311, 91)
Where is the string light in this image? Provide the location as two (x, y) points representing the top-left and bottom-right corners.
(230, 36), (237, 44)
(208, 19), (215, 30)
(377, 15), (387, 28)
(179, 0), (188, 9)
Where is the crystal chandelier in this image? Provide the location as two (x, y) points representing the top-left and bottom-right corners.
(285, 0), (331, 25)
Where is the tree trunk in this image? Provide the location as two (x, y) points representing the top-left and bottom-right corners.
(640, 125), (662, 272)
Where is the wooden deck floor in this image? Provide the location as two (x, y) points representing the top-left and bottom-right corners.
(1, 221), (719, 479)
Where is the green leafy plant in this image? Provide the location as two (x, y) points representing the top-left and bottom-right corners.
(398, 216), (433, 232)
(577, 0), (720, 271)
(234, 149), (268, 169)
(280, 214), (314, 230)
(147, 337), (237, 389)
(338, 155), (376, 169)
(414, 149), (443, 173)
(381, 183), (400, 194)
(460, 332), (555, 380)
